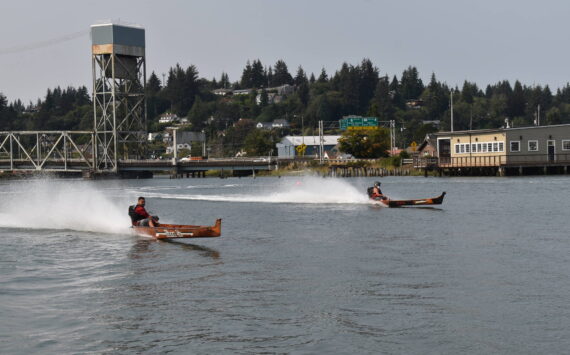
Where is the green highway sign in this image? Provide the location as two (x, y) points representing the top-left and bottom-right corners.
(339, 116), (378, 130)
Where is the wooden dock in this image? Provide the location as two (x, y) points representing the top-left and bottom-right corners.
(414, 154), (570, 176)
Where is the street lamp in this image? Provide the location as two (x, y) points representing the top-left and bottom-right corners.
(201, 129), (206, 157)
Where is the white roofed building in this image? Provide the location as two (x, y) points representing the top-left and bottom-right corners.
(276, 135), (341, 158)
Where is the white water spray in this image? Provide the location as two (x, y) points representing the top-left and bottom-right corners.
(145, 177), (370, 204)
(0, 179), (130, 233)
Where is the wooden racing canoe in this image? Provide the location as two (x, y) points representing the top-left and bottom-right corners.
(132, 219), (222, 239)
(372, 192), (446, 207)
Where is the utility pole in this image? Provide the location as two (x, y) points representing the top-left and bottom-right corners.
(201, 129), (206, 157)
(450, 91), (454, 132)
(318, 120), (324, 163)
(470, 105), (473, 131)
(390, 120), (396, 156)
(172, 127), (178, 165)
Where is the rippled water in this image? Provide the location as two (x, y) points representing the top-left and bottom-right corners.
(1, 175), (570, 354)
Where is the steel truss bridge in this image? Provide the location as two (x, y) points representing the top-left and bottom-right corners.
(0, 131), (94, 172)
(0, 130), (276, 176)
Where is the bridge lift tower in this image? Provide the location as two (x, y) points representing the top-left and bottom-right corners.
(91, 23), (146, 172)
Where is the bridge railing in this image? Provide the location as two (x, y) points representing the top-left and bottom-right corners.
(0, 131), (94, 171)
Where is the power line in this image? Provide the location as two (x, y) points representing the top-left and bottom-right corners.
(0, 29), (89, 55)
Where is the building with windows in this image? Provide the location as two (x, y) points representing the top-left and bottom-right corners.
(158, 113), (179, 124)
(256, 119), (290, 130)
(276, 135), (341, 158)
(416, 124), (570, 175)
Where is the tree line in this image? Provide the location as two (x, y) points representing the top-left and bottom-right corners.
(2, 58), (570, 156)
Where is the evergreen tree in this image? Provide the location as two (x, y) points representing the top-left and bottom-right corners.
(251, 59), (266, 88)
(400, 66), (424, 100)
(266, 67), (273, 87)
(297, 82), (310, 107)
(146, 71), (166, 119)
(272, 59), (293, 86)
(333, 62), (360, 114)
(461, 81), (480, 104)
(75, 86), (90, 106)
(389, 75), (404, 109)
(317, 68), (328, 83)
(241, 60), (253, 88)
(371, 75), (394, 119)
(147, 72), (162, 95)
(508, 80), (526, 118)
(259, 88), (269, 107)
(358, 58), (379, 113)
(164, 64), (193, 115)
(309, 73), (316, 84)
(294, 66), (308, 86)
(0, 93), (9, 129)
(187, 96), (208, 130)
(220, 72), (230, 89)
(422, 73), (448, 120)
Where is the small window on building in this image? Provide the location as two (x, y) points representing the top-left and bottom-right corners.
(477, 143), (482, 152)
(460, 144), (465, 153)
(510, 141), (520, 152)
(482, 143), (487, 153)
(487, 143), (493, 152)
(562, 140), (570, 151)
(528, 140), (539, 151)
(455, 144), (460, 154)
(499, 142), (504, 152)
(471, 144), (476, 152)
(465, 144), (470, 153)
(493, 142), (499, 152)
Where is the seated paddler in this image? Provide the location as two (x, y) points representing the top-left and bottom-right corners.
(367, 181), (387, 200)
(129, 197), (159, 227)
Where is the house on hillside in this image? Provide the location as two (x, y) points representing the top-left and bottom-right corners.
(232, 89), (253, 95)
(159, 113), (179, 124)
(256, 119), (290, 130)
(406, 99), (424, 109)
(212, 88), (232, 96)
(165, 130), (206, 154)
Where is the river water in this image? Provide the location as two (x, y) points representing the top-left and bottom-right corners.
(1, 175), (569, 354)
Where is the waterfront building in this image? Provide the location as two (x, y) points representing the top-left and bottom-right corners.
(416, 124), (570, 175)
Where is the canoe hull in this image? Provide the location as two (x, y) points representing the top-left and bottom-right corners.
(372, 192), (446, 207)
(133, 219), (222, 239)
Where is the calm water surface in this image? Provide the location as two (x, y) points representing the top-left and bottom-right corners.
(1, 175), (569, 354)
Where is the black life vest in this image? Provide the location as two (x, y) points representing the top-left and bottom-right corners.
(128, 205), (144, 223)
(367, 187), (374, 197)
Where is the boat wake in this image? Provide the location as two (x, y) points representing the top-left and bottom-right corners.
(143, 177), (370, 205)
(0, 180), (130, 233)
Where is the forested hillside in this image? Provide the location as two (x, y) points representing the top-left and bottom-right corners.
(2, 59), (570, 152)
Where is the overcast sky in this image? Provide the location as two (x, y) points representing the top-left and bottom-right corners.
(1, 0), (569, 103)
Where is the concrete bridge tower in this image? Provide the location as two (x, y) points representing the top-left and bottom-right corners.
(91, 23), (146, 172)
